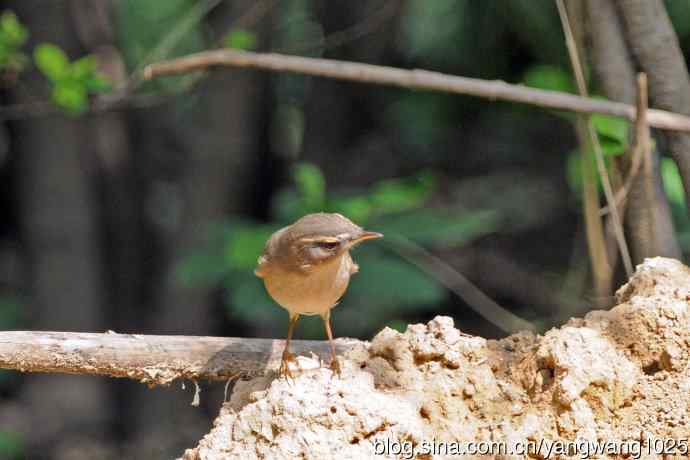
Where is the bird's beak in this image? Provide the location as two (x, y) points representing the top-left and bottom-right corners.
(352, 231), (384, 243)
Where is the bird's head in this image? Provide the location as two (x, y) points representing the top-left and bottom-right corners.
(287, 213), (383, 269)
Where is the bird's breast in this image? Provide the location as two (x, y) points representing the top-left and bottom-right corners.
(262, 253), (354, 316)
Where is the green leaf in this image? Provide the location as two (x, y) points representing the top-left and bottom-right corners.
(71, 56), (112, 92)
(591, 114), (629, 144)
(293, 162), (326, 210)
(84, 75), (112, 93)
(0, 11), (28, 47)
(523, 65), (574, 93)
(34, 43), (70, 81)
(0, 431), (23, 459)
(51, 80), (87, 114)
(662, 157), (685, 208)
(224, 29), (257, 50)
(70, 55), (97, 80)
(600, 138), (626, 157)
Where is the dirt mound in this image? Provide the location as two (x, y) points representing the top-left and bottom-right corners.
(182, 257), (690, 459)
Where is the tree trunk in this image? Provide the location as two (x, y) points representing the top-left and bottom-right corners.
(587, 0), (681, 263)
(616, 0), (690, 217)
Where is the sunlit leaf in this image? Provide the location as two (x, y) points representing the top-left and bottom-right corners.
(523, 65), (574, 93)
(591, 114), (628, 144)
(34, 43), (69, 81)
(600, 138), (626, 157)
(0, 11), (27, 47)
(51, 80), (87, 114)
(71, 56), (97, 80)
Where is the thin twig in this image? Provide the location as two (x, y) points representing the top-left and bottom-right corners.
(556, 0), (633, 278)
(638, 73), (656, 255)
(142, 48), (690, 132)
(386, 236), (536, 334)
(0, 331), (360, 386)
(600, 73), (649, 215)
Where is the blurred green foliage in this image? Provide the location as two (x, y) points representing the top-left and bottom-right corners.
(0, 295), (23, 329)
(523, 62), (690, 255)
(662, 158), (690, 249)
(0, 431), (23, 460)
(224, 29), (257, 51)
(523, 64), (631, 194)
(34, 44), (111, 114)
(178, 163), (500, 337)
(0, 295), (25, 383)
(523, 64), (575, 94)
(116, 0), (208, 94)
(0, 11), (28, 75)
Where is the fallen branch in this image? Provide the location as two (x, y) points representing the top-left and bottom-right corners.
(0, 331), (361, 386)
(142, 49), (690, 132)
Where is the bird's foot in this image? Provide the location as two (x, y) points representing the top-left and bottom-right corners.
(279, 350), (297, 380)
(329, 357), (341, 377)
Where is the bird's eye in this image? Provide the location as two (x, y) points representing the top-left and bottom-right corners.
(318, 241), (339, 250)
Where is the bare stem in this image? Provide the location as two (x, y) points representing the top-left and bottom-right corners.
(142, 48), (690, 132)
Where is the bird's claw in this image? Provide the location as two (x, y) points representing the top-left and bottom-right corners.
(329, 357), (341, 376)
(279, 350), (297, 380)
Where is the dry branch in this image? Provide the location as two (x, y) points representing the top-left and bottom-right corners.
(0, 331), (360, 386)
(142, 49), (690, 132)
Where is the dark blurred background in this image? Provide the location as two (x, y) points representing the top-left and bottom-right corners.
(0, 1), (689, 458)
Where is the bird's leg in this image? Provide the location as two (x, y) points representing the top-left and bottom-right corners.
(322, 311), (341, 376)
(280, 313), (300, 379)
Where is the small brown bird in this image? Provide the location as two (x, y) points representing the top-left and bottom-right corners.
(255, 213), (383, 377)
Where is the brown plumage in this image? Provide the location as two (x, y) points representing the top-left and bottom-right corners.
(255, 213), (382, 377)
